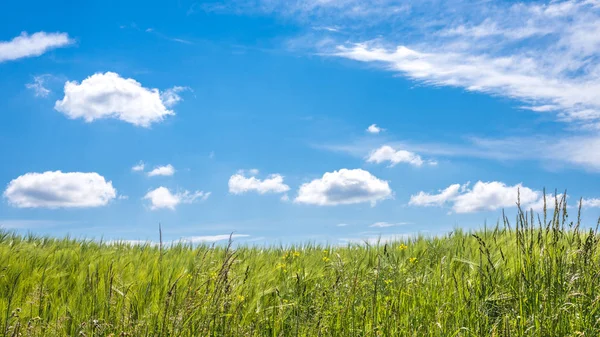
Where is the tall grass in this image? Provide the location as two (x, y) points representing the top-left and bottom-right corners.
(1, 196), (600, 336)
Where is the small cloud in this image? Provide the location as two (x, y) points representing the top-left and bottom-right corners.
(148, 164), (175, 177)
(229, 170), (290, 195)
(131, 161), (145, 172)
(336, 223), (349, 227)
(369, 221), (410, 228)
(367, 145), (435, 167)
(160, 86), (191, 108)
(26, 75), (51, 97)
(366, 124), (384, 134)
(143, 186), (209, 210)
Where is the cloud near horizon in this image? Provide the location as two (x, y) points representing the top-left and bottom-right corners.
(295, 168), (392, 206)
(409, 181), (553, 213)
(3, 171), (117, 208)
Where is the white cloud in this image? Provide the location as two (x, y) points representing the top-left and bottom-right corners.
(410, 181), (541, 213)
(26, 75), (51, 97)
(330, 0), (600, 129)
(160, 86), (190, 107)
(228, 171), (290, 195)
(337, 223), (349, 227)
(143, 187), (210, 210)
(367, 145), (435, 167)
(181, 234), (250, 243)
(148, 164), (175, 177)
(581, 198), (600, 208)
(409, 184), (463, 207)
(54, 72), (184, 127)
(0, 32), (73, 63)
(3, 171), (116, 208)
(131, 161), (145, 172)
(369, 221), (409, 228)
(367, 124), (383, 134)
(295, 168), (392, 206)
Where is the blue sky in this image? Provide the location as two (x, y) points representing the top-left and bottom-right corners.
(2, 0), (600, 245)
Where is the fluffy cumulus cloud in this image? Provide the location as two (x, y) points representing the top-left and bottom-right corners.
(410, 181), (542, 213)
(367, 145), (435, 167)
(0, 32), (73, 63)
(295, 168), (392, 206)
(54, 72), (186, 127)
(143, 187), (210, 210)
(147, 164), (175, 177)
(366, 124), (383, 134)
(228, 170), (290, 195)
(3, 171), (116, 208)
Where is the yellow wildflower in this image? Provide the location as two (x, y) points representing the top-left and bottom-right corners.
(409, 257), (417, 263)
(322, 256), (330, 262)
(236, 295), (245, 302)
(293, 251), (301, 258)
(397, 244), (408, 251)
(384, 279), (393, 285)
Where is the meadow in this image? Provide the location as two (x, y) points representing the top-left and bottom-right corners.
(1, 197), (600, 336)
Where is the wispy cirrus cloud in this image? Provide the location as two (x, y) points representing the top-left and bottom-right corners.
(26, 75), (52, 97)
(214, 0), (600, 129)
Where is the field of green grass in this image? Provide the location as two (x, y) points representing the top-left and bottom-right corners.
(2, 198), (600, 336)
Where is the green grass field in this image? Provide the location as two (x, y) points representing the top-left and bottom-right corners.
(2, 198), (600, 336)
